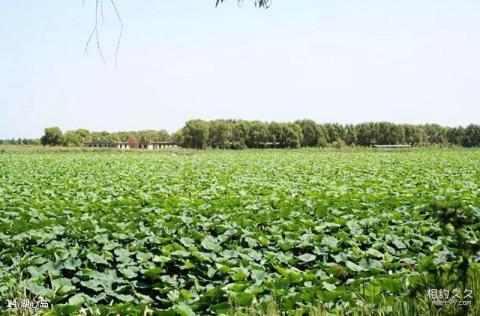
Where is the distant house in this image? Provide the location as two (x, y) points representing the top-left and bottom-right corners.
(85, 140), (110, 148)
(87, 140), (178, 150)
(117, 142), (130, 150)
(138, 141), (178, 150)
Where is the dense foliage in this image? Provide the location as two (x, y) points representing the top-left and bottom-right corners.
(27, 128), (171, 148)
(9, 120), (479, 149)
(0, 149), (479, 314)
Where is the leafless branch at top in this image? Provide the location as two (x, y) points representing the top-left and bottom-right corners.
(84, 0), (123, 67)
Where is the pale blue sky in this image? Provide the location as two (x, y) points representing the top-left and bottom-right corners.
(1, 0), (479, 138)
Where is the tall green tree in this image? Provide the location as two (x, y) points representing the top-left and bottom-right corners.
(64, 131), (82, 147)
(75, 129), (92, 144)
(403, 124), (426, 146)
(267, 122), (282, 147)
(40, 127), (64, 146)
(230, 121), (250, 149)
(246, 121), (269, 148)
(322, 123), (345, 144)
(295, 119), (322, 147)
(181, 120), (210, 149)
(344, 124), (357, 146)
(464, 124), (480, 147)
(376, 122), (405, 145)
(209, 120), (233, 149)
(356, 123), (374, 146)
(447, 127), (465, 147)
(281, 123), (303, 148)
(424, 124), (447, 145)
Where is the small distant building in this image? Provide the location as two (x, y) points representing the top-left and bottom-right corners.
(85, 140), (110, 148)
(87, 140), (178, 150)
(139, 141), (178, 150)
(117, 142), (130, 150)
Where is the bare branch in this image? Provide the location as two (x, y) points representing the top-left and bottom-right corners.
(85, 0), (123, 66)
(109, 0), (123, 68)
(216, 0), (272, 8)
(100, 0), (104, 25)
(84, 1), (268, 66)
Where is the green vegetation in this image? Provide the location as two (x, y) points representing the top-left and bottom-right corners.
(0, 149), (479, 315)
(3, 120), (480, 149)
(176, 120), (480, 149)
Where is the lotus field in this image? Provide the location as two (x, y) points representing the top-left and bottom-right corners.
(0, 149), (479, 315)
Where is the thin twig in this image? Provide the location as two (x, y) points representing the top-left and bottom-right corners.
(84, 0), (122, 67)
(94, 0), (106, 64)
(85, 0), (105, 64)
(216, 0), (272, 8)
(100, 0), (105, 25)
(109, 0), (123, 68)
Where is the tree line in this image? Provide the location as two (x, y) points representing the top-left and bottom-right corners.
(0, 128), (170, 148)
(177, 120), (480, 149)
(35, 128), (172, 147)
(2, 120), (479, 149)
(0, 138), (40, 146)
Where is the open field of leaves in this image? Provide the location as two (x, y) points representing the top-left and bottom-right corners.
(0, 149), (479, 315)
